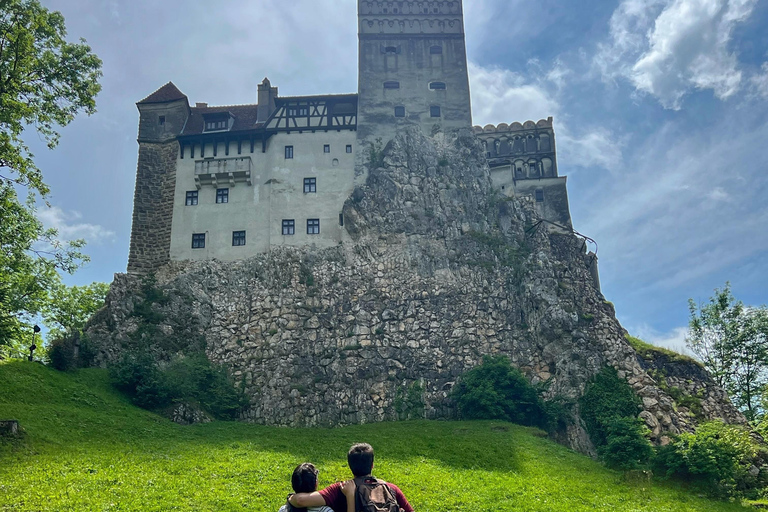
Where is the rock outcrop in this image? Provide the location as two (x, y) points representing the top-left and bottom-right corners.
(85, 128), (745, 455)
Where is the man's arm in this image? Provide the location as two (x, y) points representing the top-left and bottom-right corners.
(341, 480), (357, 512)
(288, 491), (327, 508)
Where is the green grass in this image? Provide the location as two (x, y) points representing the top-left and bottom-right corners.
(626, 334), (701, 366)
(0, 360), (752, 511)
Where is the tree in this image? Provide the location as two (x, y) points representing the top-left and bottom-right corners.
(0, 0), (102, 352)
(687, 284), (768, 422)
(41, 281), (108, 341)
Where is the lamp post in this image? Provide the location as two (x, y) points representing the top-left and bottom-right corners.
(28, 325), (40, 362)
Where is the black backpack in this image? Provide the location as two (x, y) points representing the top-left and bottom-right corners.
(353, 476), (404, 512)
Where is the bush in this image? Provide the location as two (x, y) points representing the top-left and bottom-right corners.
(580, 366), (652, 469)
(599, 417), (654, 471)
(109, 351), (246, 420)
(48, 337), (76, 372)
(653, 421), (763, 499)
(452, 355), (549, 429)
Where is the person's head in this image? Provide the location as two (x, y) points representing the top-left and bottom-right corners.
(347, 443), (375, 477)
(291, 463), (319, 493)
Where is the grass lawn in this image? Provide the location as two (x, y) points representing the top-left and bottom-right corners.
(0, 360), (754, 511)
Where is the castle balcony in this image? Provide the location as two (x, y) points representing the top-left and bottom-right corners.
(194, 156), (252, 189)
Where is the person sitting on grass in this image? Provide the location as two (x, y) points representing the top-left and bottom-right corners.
(280, 462), (344, 512)
(288, 443), (414, 512)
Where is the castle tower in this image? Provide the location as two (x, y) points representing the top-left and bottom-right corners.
(356, 1), (472, 148)
(127, 82), (190, 274)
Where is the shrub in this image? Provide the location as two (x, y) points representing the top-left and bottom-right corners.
(452, 355), (549, 429)
(653, 421), (763, 499)
(599, 417), (654, 471)
(109, 351), (246, 420)
(48, 337), (76, 371)
(580, 366), (643, 447)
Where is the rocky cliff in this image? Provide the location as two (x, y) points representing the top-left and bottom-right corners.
(85, 128), (745, 455)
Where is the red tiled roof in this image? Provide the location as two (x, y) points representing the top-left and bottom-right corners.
(181, 104), (261, 136)
(138, 82), (188, 104)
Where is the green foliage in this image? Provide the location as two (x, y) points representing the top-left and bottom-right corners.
(0, 361), (752, 512)
(653, 421), (764, 499)
(0, 1), (101, 353)
(46, 334), (95, 371)
(598, 417), (654, 471)
(109, 352), (246, 420)
(41, 281), (108, 342)
(580, 366), (643, 447)
(0, 0), (102, 195)
(580, 366), (651, 469)
(625, 334), (700, 365)
(452, 355), (549, 429)
(394, 380), (425, 420)
(687, 284), (768, 422)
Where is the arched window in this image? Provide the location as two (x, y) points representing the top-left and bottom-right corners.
(429, 82), (446, 90)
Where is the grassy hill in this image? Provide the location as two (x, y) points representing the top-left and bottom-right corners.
(0, 360), (754, 511)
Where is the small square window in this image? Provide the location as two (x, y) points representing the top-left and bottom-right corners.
(304, 177), (317, 194)
(535, 190), (545, 202)
(430, 106), (441, 117)
(429, 82), (447, 90)
(394, 106), (406, 118)
(205, 119), (227, 131)
(324, 144), (331, 153)
(346, 145), (353, 153)
(384, 81), (400, 89)
(185, 191), (198, 206)
(282, 219), (295, 236)
(232, 230), (246, 246)
(159, 116), (166, 126)
(307, 219), (320, 235)
(430, 45), (443, 55)
(216, 188), (229, 204)
(285, 146), (294, 159)
(192, 233), (206, 249)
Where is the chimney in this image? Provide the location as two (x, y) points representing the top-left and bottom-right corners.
(257, 78), (278, 123)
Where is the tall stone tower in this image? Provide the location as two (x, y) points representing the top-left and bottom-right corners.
(356, 0), (472, 149)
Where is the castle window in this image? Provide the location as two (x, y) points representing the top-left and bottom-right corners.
(339, 213), (344, 227)
(430, 45), (443, 55)
(304, 177), (317, 193)
(434, 7), (439, 13)
(232, 231), (246, 247)
(324, 144), (331, 153)
(282, 219), (295, 236)
(216, 188), (229, 204)
(535, 190), (544, 202)
(346, 145), (353, 153)
(393, 7), (398, 13)
(159, 116), (166, 126)
(429, 82), (447, 90)
(192, 233), (206, 249)
(185, 191), (198, 206)
(307, 219), (320, 235)
(430, 106), (441, 117)
(383, 45), (400, 54)
(383, 7), (387, 13)
(424, 7), (429, 13)
(394, 106), (406, 117)
(384, 81), (400, 89)
(285, 146), (294, 159)
(204, 119), (228, 131)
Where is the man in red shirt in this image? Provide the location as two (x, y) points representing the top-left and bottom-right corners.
(288, 443), (414, 512)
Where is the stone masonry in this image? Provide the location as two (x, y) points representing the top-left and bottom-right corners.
(127, 141), (178, 274)
(87, 129), (746, 456)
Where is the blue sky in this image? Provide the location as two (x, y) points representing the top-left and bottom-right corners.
(33, 0), (768, 352)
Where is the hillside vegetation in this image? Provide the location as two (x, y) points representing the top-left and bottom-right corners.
(0, 361), (754, 511)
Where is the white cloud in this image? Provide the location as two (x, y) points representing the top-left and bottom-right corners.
(37, 206), (115, 244)
(596, 0), (758, 109)
(750, 62), (768, 98)
(469, 62), (623, 171)
(632, 324), (693, 355)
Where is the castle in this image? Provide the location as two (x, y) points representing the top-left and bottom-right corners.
(127, 0), (573, 274)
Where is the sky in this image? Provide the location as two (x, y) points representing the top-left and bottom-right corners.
(31, 0), (768, 353)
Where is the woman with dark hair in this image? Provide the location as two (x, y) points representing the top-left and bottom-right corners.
(279, 463), (335, 512)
